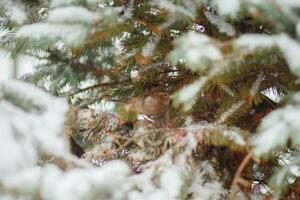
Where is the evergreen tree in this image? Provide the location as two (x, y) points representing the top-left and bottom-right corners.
(1, 0), (300, 199)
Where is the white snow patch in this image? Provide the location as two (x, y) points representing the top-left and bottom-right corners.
(48, 161), (129, 200)
(16, 23), (88, 47)
(160, 166), (182, 198)
(0, 80), (68, 177)
(205, 11), (236, 36)
(253, 117), (288, 156)
(276, 0), (300, 7)
(48, 6), (99, 24)
(173, 77), (208, 110)
(0, 51), (13, 80)
(0, 83), (129, 198)
(9, 6), (27, 24)
(276, 34), (300, 77)
(1, 161), (129, 200)
(234, 34), (274, 50)
(216, 0), (240, 17)
(253, 100), (300, 156)
(51, 0), (77, 7)
(1, 1), (27, 24)
(187, 162), (227, 200)
(169, 32), (222, 71)
(153, 0), (198, 19)
(222, 129), (246, 146)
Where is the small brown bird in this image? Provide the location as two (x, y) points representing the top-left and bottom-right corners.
(129, 92), (171, 117)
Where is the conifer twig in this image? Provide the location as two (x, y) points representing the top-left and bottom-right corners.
(68, 81), (124, 96)
(229, 152), (253, 200)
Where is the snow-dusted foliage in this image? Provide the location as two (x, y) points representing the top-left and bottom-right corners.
(172, 77), (208, 110)
(204, 11), (236, 36)
(169, 32), (222, 71)
(152, 0), (201, 19)
(125, 133), (227, 200)
(215, 0), (240, 17)
(253, 92), (300, 156)
(210, 0), (300, 17)
(50, 0), (78, 8)
(0, 81), (128, 199)
(15, 3), (118, 47)
(1, 161), (129, 200)
(4, 0), (300, 198)
(0, 80), (68, 176)
(0, 0), (27, 24)
(0, 81), (226, 199)
(268, 155), (300, 195)
(235, 34), (300, 77)
(234, 34), (275, 52)
(126, 135), (194, 199)
(16, 23), (89, 47)
(188, 162), (227, 199)
(48, 6), (99, 24)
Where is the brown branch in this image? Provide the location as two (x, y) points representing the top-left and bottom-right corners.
(73, 60), (115, 77)
(229, 152), (253, 200)
(68, 82), (123, 97)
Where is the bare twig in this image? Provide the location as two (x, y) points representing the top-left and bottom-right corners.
(229, 152), (253, 200)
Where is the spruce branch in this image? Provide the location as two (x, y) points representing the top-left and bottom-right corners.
(68, 81), (125, 97)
